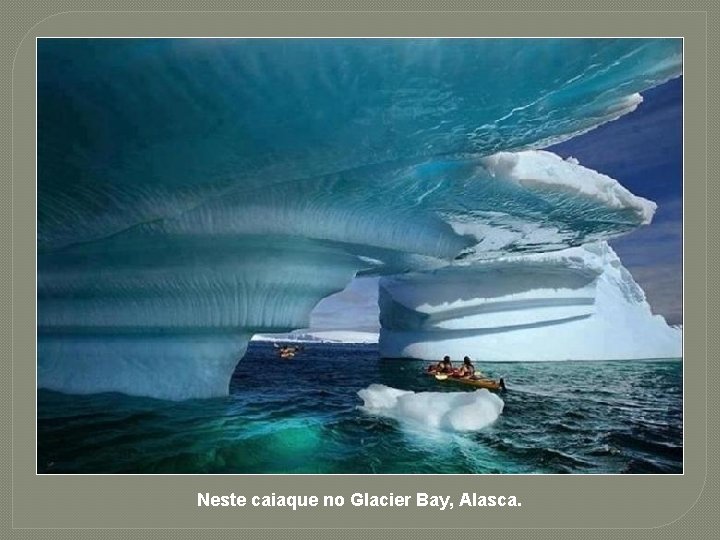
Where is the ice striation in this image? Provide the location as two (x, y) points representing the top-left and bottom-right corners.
(37, 39), (682, 399)
(379, 242), (682, 361)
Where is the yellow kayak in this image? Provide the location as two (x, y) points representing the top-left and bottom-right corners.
(431, 373), (506, 391)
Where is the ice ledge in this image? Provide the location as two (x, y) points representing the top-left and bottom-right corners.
(379, 243), (681, 361)
(481, 151), (656, 225)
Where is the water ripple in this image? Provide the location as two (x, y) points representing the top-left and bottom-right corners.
(38, 343), (682, 474)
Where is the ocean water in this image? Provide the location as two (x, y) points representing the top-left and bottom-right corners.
(37, 342), (682, 474)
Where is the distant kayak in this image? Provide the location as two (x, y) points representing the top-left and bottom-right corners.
(274, 343), (303, 359)
(431, 373), (506, 391)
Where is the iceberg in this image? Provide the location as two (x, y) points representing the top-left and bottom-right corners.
(358, 384), (504, 432)
(379, 242), (682, 361)
(37, 38), (682, 399)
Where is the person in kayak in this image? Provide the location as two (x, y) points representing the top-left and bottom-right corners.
(439, 356), (454, 374)
(457, 356), (476, 378)
(462, 356), (487, 378)
(428, 355), (454, 374)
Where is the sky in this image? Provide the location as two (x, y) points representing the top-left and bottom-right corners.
(549, 77), (683, 325)
(310, 77), (684, 331)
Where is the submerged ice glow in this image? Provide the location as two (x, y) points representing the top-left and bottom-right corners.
(37, 39), (682, 399)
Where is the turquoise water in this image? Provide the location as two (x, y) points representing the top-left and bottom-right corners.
(37, 342), (682, 474)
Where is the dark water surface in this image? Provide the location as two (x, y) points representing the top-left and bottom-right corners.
(37, 342), (682, 474)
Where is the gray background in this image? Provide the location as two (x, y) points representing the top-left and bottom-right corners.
(1, 1), (717, 537)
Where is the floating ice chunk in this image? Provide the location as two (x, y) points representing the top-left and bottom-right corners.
(358, 384), (504, 432)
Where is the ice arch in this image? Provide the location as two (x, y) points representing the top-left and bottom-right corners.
(37, 39), (682, 399)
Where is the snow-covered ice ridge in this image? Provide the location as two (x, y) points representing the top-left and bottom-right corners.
(253, 331), (379, 344)
(37, 39), (682, 399)
(379, 242), (681, 361)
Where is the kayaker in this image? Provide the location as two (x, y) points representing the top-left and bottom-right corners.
(463, 355), (486, 378)
(458, 356), (476, 378)
(428, 355), (452, 374)
(277, 344), (299, 359)
(439, 355), (454, 374)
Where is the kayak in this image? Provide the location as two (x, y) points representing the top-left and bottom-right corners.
(430, 373), (506, 391)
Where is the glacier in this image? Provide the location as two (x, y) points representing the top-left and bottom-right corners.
(379, 242), (682, 361)
(37, 38), (682, 399)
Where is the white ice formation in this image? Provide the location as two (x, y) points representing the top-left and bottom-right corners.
(358, 384), (504, 432)
(379, 242), (682, 361)
(37, 39), (683, 399)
